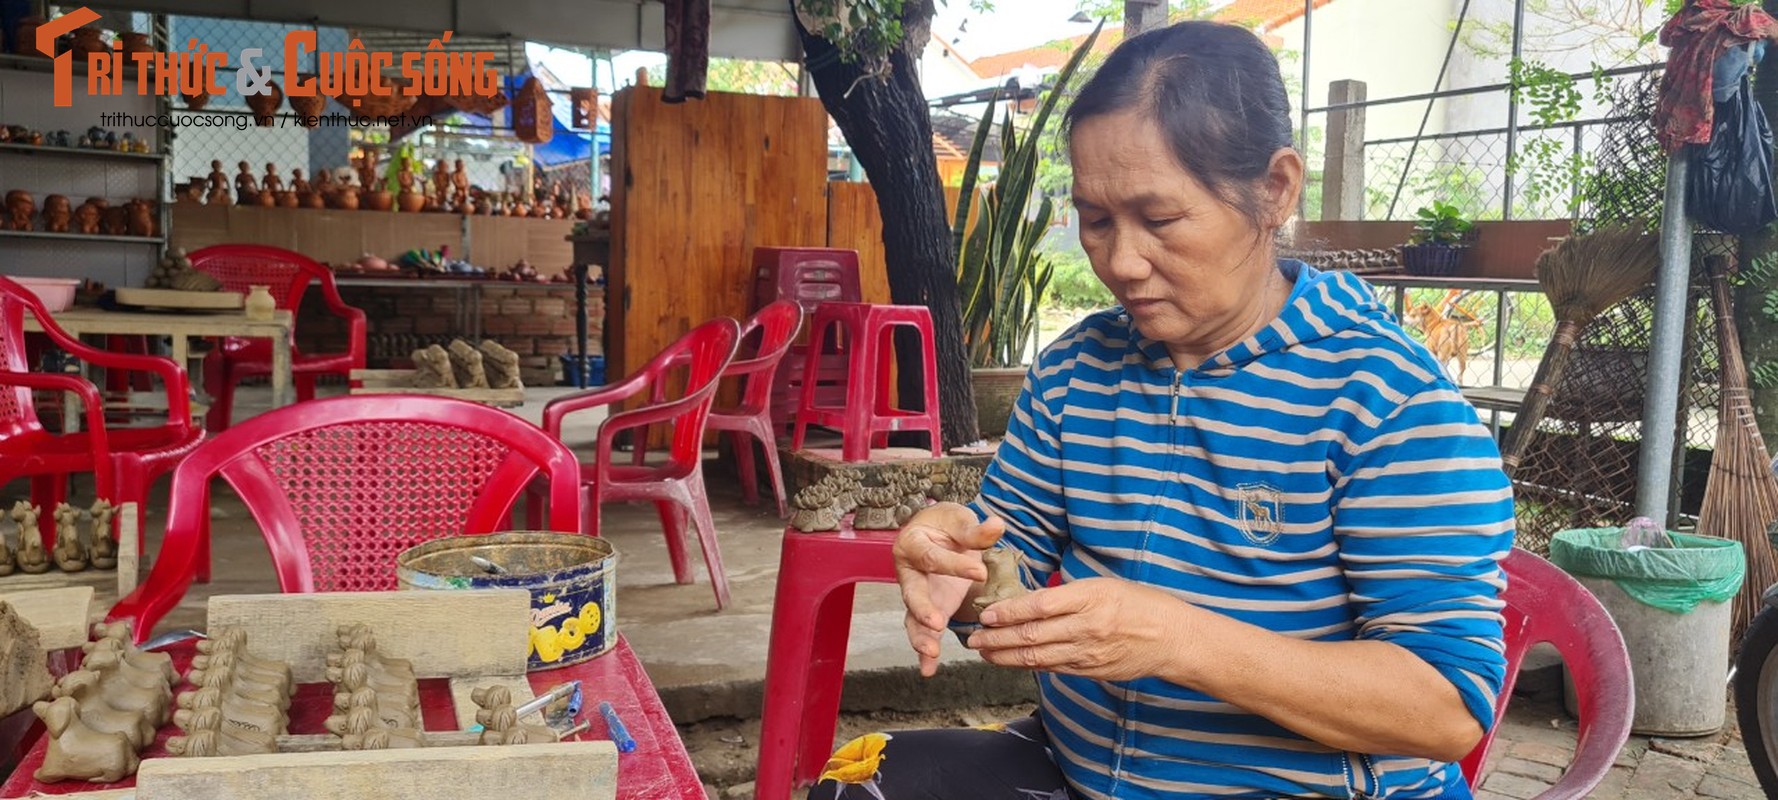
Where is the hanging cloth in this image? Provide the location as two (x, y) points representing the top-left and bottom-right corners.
(1654, 0), (1778, 153)
(662, 0), (711, 103)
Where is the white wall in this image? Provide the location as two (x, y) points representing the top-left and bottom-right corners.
(1276, 0), (1458, 142)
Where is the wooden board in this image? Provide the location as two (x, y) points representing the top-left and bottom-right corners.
(134, 741), (618, 800)
(113, 287), (243, 311)
(0, 586), (94, 650)
(347, 369), (525, 407)
(205, 589), (531, 684)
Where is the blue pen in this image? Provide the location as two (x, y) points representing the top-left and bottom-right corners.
(599, 701), (636, 753)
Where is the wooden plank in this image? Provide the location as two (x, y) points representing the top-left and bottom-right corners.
(0, 586), (94, 650)
(447, 674), (538, 730)
(276, 730), (486, 752)
(134, 741), (618, 800)
(205, 590), (530, 684)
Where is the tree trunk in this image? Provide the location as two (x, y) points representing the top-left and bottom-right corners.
(791, 4), (982, 449)
(1745, 2), (1778, 448)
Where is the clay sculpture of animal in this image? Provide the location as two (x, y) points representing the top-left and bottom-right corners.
(170, 706), (277, 755)
(201, 626), (294, 691)
(51, 503), (86, 572)
(474, 704), (557, 745)
(342, 727), (427, 750)
(51, 673), (155, 750)
(323, 704), (380, 737)
(32, 696), (139, 783)
(788, 483), (842, 533)
(331, 685), (416, 730)
(327, 662), (417, 724)
(334, 628), (416, 681)
(87, 499), (117, 569)
(185, 662), (285, 710)
(11, 501), (48, 574)
(175, 685), (288, 736)
(190, 652), (291, 704)
(337, 648), (417, 700)
(75, 651), (170, 727)
(80, 644), (170, 697)
(90, 622), (177, 686)
(973, 546), (1030, 613)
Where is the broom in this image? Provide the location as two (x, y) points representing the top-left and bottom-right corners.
(1500, 225), (1662, 475)
(1699, 254), (1778, 641)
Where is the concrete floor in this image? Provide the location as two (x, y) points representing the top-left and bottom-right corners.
(0, 384), (1033, 727)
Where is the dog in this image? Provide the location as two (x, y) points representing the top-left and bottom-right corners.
(1403, 301), (1485, 385)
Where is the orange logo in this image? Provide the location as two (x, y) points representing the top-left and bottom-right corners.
(43, 7), (503, 110)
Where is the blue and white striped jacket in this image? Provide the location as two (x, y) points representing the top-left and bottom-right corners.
(970, 261), (1514, 798)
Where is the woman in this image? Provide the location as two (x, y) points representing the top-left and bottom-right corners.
(811, 18), (1515, 800)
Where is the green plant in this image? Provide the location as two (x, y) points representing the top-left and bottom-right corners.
(1044, 248), (1115, 310)
(1410, 201), (1475, 245)
(955, 23), (1101, 368)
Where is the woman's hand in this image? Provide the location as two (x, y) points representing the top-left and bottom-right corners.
(895, 503), (1005, 677)
(965, 577), (1194, 683)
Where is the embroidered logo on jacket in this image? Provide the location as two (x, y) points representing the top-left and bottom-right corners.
(1236, 483), (1284, 546)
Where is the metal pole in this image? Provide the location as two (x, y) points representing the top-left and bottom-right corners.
(1635, 154), (1694, 523)
(1502, 0), (1527, 220)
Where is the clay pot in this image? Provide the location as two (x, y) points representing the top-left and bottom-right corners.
(334, 189), (360, 211)
(245, 286), (276, 321)
(397, 191), (425, 213)
(119, 33), (151, 56)
(288, 77), (327, 126)
(68, 27), (103, 62)
(300, 191), (325, 210)
(246, 81), (282, 127)
(12, 17), (45, 56)
(6, 190), (35, 231)
(277, 191), (299, 208)
(364, 190), (393, 212)
(182, 91), (209, 111)
(126, 200), (154, 237)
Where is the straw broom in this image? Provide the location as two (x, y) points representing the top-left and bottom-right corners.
(1700, 254), (1778, 641)
(1500, 226), (1661, 475)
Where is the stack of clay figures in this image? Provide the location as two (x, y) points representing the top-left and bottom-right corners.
(3, 190), (157, 237)
(322, 624), (426, 750)
(31, 623), (177, 783)
(469, 685), (562, 746)
(143, 248), (222, 292)
(1, 500), (120, 576)
(166, 626), (293, 758)
(411, 338), (523, 391)
(787, 465), (986, 533)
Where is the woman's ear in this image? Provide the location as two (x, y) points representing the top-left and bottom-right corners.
(1263, 148), (1306, 230)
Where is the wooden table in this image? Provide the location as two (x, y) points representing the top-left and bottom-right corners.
(23, 307), (297, 428)
(0, 635), (703, 799)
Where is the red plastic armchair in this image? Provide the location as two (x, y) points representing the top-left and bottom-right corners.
(541, 317), (741, 609)
(105, 394), (584, 643)
(0, 276), (203, 552)
(635, 300), (803, 517)
(185, 244), (367, 431)
(1461, 547), (1633, 798)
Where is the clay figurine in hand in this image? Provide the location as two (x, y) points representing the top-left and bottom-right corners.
(972, 546), (1030, 613)
(12, 502), (48, 574)
(42, 194), (71, 233)
(51, 503), (86, 572)
(52, 674), (155, 749)
(88, 499), (117, 570)
(31, 697), (139, 783)
(234, 161), (258, 205)
(5, 190), (35, 231)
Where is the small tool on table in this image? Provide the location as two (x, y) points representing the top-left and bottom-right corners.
(599, 701), (636, 753)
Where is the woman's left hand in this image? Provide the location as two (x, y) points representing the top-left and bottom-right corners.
(965, 577), (1196, 683)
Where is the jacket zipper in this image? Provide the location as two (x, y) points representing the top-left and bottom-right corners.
(1169, 371), (1182, 426)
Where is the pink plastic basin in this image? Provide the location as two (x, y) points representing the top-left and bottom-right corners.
(12, 277), (79, 312)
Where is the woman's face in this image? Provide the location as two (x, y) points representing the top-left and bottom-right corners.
(1070, 110), (1300, 365)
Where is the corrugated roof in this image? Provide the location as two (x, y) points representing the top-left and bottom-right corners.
(1212, 0), (1340, 31)
(968, 27), (1125, 80)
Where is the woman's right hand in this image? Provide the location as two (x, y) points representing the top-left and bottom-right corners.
(894, 502), (1006, 677)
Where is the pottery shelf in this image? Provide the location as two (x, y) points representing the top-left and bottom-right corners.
(0, 229), (165, 245)
(0, 141), (166, 162)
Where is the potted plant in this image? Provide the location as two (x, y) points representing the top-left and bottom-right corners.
(1399, 201), (1475, 276)
(954, 23), (1101, 438)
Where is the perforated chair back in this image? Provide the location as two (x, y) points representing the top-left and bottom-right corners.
(107, 395), (584, 640)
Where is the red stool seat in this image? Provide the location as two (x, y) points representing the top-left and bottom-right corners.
(755, 521), (898, 800)
(791, 303), (941, 462)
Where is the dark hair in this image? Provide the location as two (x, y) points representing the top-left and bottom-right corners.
(1064, 20), (1295, 229)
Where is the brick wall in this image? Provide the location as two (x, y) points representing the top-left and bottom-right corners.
(297, 283), (606, 386)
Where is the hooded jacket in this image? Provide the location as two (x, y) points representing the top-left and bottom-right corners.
(971, 261), (1514, 798)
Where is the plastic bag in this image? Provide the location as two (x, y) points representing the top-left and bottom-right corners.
(1549, 528), (1746, 615)
(1687, 73), (1778, 236)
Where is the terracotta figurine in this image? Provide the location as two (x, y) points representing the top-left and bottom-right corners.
(11, 501), (47, 574)
(53, 674), (155, 749)
(451, 159), (470, 208)
(206, 160), (231, 205)
(5, 190), (34, 232)
(31, 696), (139, 783)
(73, 202), (101, 234)
(51, 503), (85, 572)
(972, 546), (1030, 612)
(234, 161), (259, 205)
(41, 194), (71, 233)
(87, 499), (117, 570)
(126, 199), (154, 238)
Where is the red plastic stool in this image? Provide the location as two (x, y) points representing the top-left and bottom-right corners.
(752, 247), (863, 439)
(791, 302), (942, 462)
(754, 522), (898, 800)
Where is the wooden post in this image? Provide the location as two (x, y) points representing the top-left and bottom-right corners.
(1321, 79), (1367, 221)
(1124, 0), (1168, 36)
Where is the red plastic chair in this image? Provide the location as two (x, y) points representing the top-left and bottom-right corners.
(635, 300), (804, 517)
(1460, 547), (1633, 798)
(0, 276), (203, 552)
(791, 302), (942, 462)
(541, 318), (742, 609)
(104, 394), (584, 643)
(185, 244), (367, 431)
